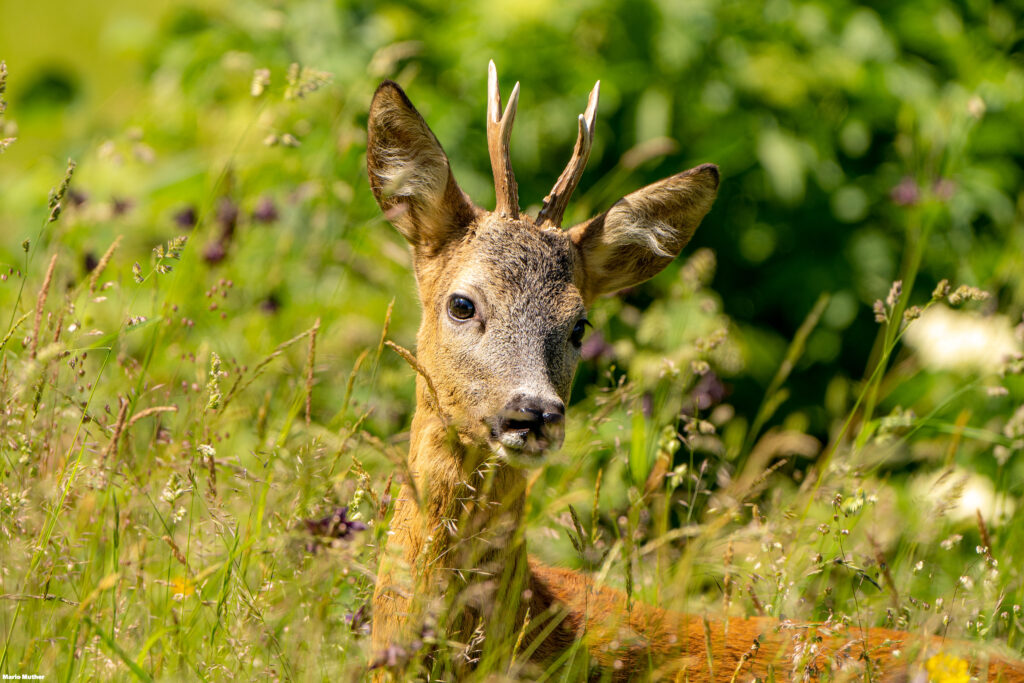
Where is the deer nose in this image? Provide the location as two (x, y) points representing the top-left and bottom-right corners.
(495, 395), (565, 454)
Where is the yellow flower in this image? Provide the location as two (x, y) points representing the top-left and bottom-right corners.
(925, 652), (970, 683)
(170, 576), (196, 600)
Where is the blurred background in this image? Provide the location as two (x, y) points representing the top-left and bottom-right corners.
(2, 0), (1022, 430)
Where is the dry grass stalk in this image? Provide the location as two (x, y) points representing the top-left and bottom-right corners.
(126, 405), (177, 430)
(305, 317), (320, 426)
(385, 340), (445, 425)
(340, 348), (369, 417)
(162, 535), (188, 566)
(51, 302), (64, 344)
(89, 235), (122, 292)
(103, 397), (129, 462)
(976, 509), (995, 563)
(205, 446), (217, 497)
(374, 298), (394, 366)
(30, 253), (58, 359)
(747, 584), (766, 616)
(222, 322), (318, 409)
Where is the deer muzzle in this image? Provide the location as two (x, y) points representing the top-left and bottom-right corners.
(491, 395), (565, 458)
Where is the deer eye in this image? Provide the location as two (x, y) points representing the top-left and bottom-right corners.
(447, 295), (477, 321)
(570, 319), (590, 348)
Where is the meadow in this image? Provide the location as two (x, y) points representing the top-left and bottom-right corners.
(1, 0), (1023, 679)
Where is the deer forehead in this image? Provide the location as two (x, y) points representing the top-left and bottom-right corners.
(444, 216), (585, 319)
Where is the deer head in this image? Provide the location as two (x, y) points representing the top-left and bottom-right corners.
(367, 62), (719, 464)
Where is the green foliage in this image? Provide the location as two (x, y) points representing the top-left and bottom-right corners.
(1, 0), (1023, 679)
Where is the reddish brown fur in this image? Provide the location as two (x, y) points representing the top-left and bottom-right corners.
(365, 69), (1024, 681)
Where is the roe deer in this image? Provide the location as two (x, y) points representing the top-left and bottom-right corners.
(365, 62), (1024, 681)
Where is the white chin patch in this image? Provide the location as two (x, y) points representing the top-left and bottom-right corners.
(499, 430), (528, 450)
(491, 442), (546, 468)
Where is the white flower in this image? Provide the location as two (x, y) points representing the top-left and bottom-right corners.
(904, 305), (1019, 372)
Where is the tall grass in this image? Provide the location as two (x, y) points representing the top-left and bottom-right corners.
(2, 184), (1021, 678)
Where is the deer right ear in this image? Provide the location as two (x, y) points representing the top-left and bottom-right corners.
(568, 164), (719, 301)
(367, 81), (478, 253)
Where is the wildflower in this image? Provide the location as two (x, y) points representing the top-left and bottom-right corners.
(580, 330), (613, 361)
(904, 305), (1016, 373)
(688, 371), (726, 412)
(216, 197), (238, 233)
(170, 576), (196, 600)
(345, 603), (370, 635)
(891, 177), (919, 206)
(369, 644), (409, 670)
(925, 652), (969, 683)
(203, 241), (227, 264)
(303, 506), (368, 548)
(252, 196), (279, 223)
(67, 188), (88, 207)
(111, 196), (133, 217)
(260, 293), (281, 314)
(173, 205), (197, 229)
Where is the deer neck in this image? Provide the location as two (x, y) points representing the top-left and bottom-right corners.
(398, 378), (530, 585)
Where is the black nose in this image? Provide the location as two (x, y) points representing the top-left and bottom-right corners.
(495, 395), (565, 453)
(501, 395), (564, 432)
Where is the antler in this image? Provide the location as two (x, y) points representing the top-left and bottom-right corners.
(487, 60), (520, 219)
(536, 80), (598, 229)
(536, 81), (600, 229)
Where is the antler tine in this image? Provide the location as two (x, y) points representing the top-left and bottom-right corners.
(487, 60), (520, 219)
(536, 81), (600, 229)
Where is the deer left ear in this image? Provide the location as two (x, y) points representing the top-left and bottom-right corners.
(568, 163), (719, 300)
(367, 81), (478, 254)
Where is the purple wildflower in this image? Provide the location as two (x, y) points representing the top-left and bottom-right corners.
(890, 177), (919, 206)
(203, 241), (226, 264)
(303, 506), (368, 552)
(252, 196), (279, 223)
(580, 330), (614, 361)
(216, 197), (238, 233)
(174, 205), (197, 229)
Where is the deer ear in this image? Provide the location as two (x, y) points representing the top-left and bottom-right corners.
(568, 164), (719, 300)
(367, 81), (478, 253)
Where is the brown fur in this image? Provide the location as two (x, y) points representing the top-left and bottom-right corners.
(364, 74), (1024, 681)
